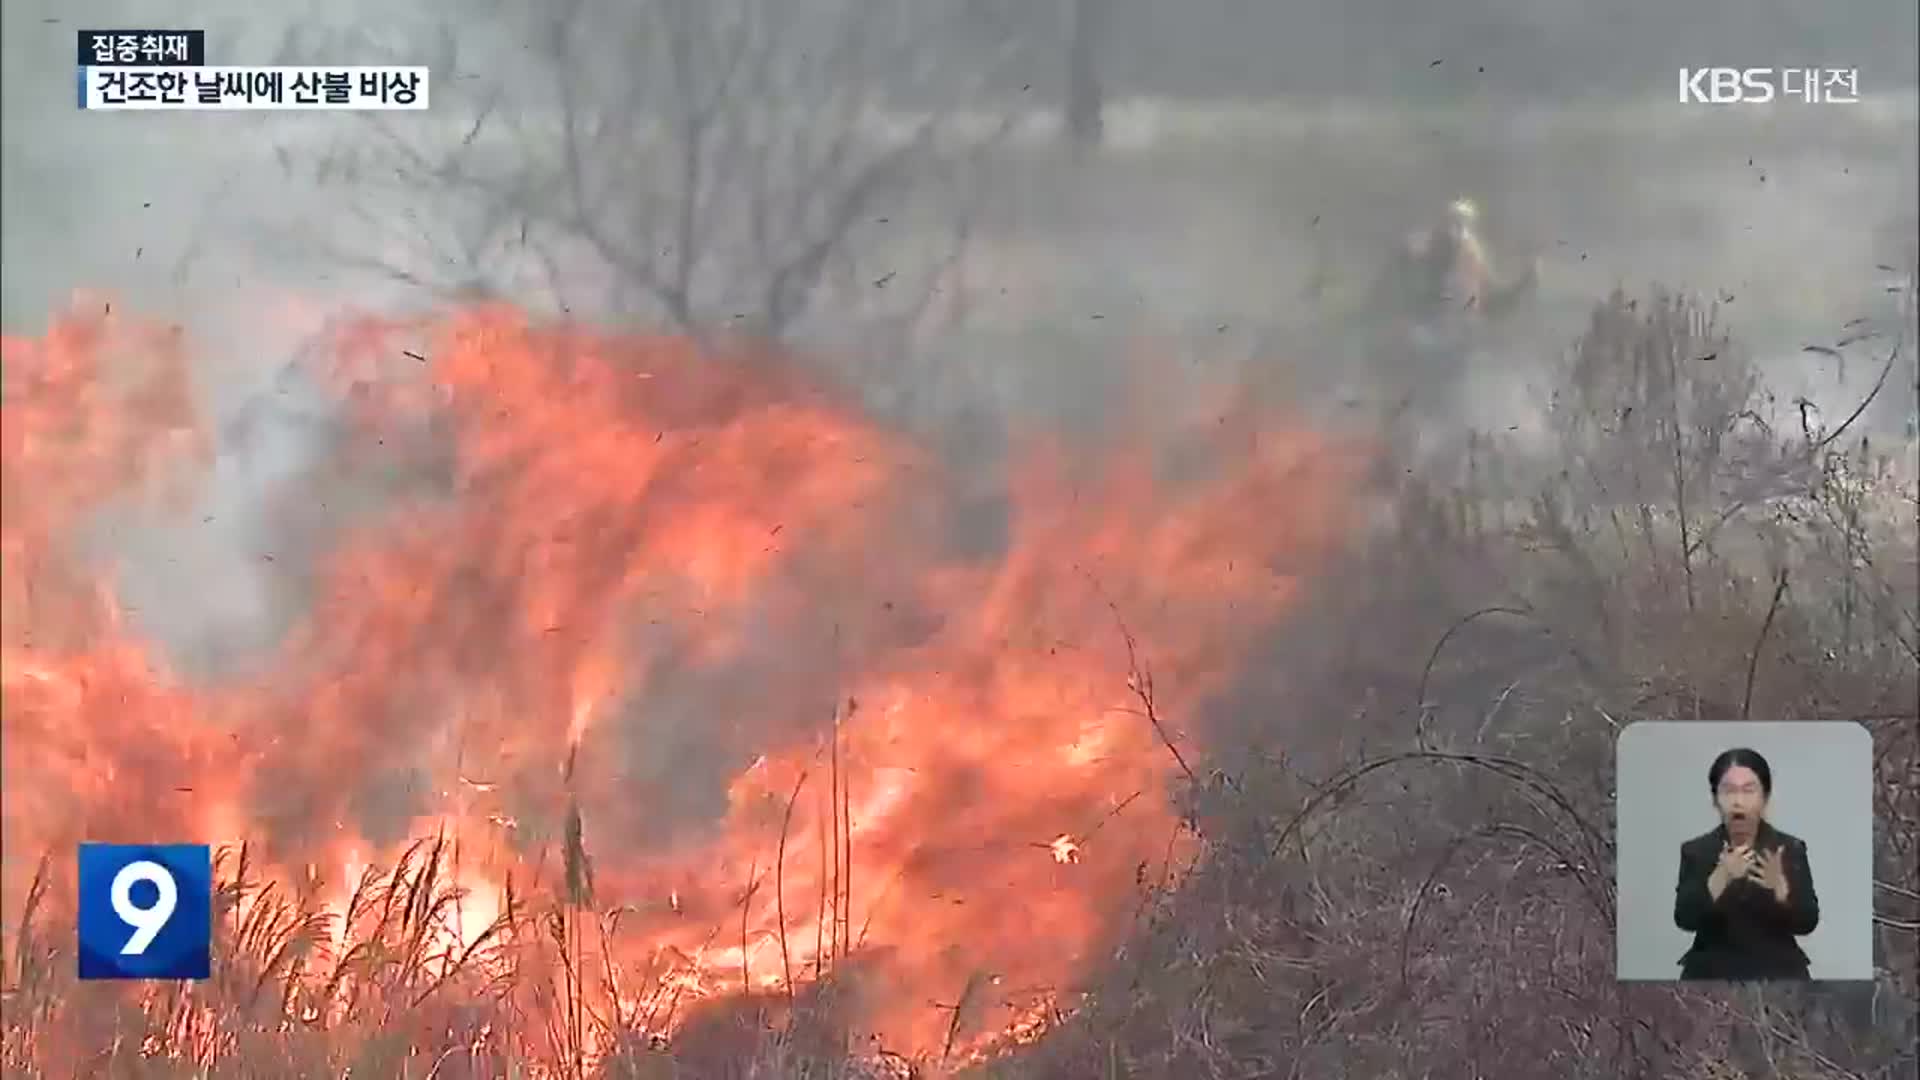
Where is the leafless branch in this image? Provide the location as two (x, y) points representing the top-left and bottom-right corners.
(1812, 345), (1903, 453)
(296, 0), (1018, 342)
(1081, 571), (1197, 784)
(1740, 568), (1790, 722)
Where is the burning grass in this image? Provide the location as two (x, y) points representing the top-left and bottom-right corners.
(3, 299), (1367, 1076)
(3, 272), (1914, 1076)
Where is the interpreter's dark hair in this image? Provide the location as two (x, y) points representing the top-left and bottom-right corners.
(1708, 747), (1773, 796)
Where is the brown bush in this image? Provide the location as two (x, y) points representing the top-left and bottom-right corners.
(985, 284), (1918, 1080)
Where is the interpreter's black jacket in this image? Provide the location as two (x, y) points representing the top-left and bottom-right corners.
(1673, 821), (1820, 980)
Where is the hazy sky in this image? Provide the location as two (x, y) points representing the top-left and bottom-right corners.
(8, 0), (1915, 326)
(3, 0), (1913, 667)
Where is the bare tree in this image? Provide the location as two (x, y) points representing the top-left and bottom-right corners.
(294, 0), (1017, 342)
(962, 0), (1108, 149)
(1063, 0), (1108, 149)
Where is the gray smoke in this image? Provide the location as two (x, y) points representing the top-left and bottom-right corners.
(4, 0), (1915, 800)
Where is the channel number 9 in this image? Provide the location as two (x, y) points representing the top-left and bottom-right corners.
(109, 859), (180, 955)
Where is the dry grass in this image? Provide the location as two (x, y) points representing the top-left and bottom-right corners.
(2, 831), (912, 1078)
(982, 273), (1919, 1079)
(4, 272), (1916, 1077)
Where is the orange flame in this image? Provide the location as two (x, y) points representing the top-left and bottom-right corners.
(2, 299), (1363, 1067)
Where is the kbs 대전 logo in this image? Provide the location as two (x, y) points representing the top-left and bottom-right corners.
(1679, 67), (1861, 105)
(76, 843), (213, 980)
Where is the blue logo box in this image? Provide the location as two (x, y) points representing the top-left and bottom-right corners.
(77, 843), (212, 980)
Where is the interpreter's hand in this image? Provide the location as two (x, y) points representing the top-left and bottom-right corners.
(1748, 847), (1791, 904)
(1708, 843), (1755, 899)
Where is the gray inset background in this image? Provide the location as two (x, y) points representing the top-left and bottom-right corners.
(1616, 721), (1874, 981)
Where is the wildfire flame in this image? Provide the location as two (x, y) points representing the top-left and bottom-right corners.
(2, 299), (1363, 1070)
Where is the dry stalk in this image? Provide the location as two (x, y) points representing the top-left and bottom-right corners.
(776, 767), (810, 1001)
(1740, 568), (1790, 722)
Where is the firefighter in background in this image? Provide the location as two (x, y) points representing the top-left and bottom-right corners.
(1373, 196), (1539, 328)
(1332, 195), (1544, 437)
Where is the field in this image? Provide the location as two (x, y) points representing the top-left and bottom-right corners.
(4, 77), (1919, 1080)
